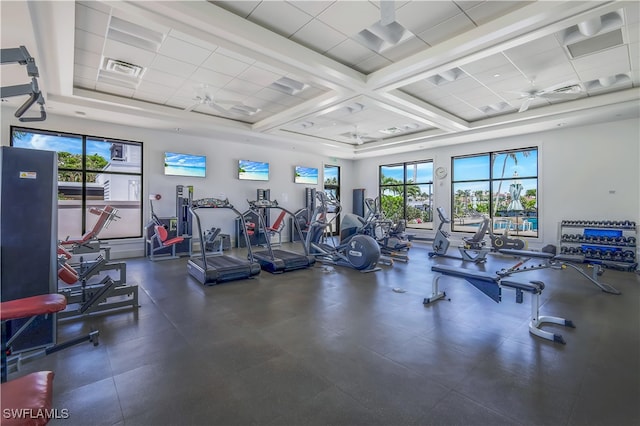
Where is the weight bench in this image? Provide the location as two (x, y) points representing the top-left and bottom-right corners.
(1, 294), (96, 425)
(498, 249), (621, 295)
(425, 264), (575, 344)
(1, 294), (99, 382)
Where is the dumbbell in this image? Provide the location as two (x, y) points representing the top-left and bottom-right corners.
(627, 236), (636, 246)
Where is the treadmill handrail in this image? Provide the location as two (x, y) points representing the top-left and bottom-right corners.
(246, 203), (311, 257)
(189, 204), (257, 264)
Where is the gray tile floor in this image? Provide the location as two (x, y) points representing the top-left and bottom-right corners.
(12, 243), (640, 425)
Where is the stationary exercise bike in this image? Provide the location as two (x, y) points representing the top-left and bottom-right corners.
(305, 191), (381, 272)
(429, 207), (491, 263)
(488, 218), (527, 250)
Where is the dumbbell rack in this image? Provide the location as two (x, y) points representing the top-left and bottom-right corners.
(558, 220), (637, 271)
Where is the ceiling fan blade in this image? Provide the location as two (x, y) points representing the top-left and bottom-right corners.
(207, 102), (230, 114)
(185, 100), (203, 112)
(519, 97), (533, 113)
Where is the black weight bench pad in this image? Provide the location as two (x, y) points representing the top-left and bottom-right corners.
(431, 265), (501, 302)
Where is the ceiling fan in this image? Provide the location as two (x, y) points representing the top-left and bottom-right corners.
(185, 84), (238, 114)
(511, 82), (584, 113)
(349, 125), (366, 145)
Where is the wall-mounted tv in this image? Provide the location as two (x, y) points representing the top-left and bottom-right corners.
(164, 152), (206, 178)
(238, 159), (269, 181)
(294, 166), (318, 184)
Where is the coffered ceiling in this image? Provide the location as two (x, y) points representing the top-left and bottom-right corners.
(1, 1), (639, 158)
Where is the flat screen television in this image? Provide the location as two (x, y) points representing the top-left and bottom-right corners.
(164, 152), (206, 177)
(238, 159), (269, 181)
(294, 166), (318, 184)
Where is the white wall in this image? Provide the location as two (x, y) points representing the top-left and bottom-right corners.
(354, 118), (640, 251)
(3, 107), (638, 258)
(1, 107), (352, 257)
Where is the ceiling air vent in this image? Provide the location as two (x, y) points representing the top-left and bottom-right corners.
(566, 28), (624, 58)
(98, 58), (144, 89)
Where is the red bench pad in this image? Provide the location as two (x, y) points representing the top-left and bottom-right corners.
(0, 294), (66, 322)
(0, 371), (54, 426)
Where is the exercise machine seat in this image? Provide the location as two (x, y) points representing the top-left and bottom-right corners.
(0, 294), (67, 321)
(155, 226), (184, 247)
(61, 205), (116, 245)
(266, 210), (286, 244)
(0, 371), (55, 426)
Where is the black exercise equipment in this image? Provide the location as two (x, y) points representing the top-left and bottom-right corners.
(429, 207), (490, 263)
(246, 198), (315, 273)
(188, 198), (261, 285)
(488, 218), (526, 250)
(305, 191), (381, 272)
(424, 264), (574, 344)
(497, 248), (621, 295)
(363, 197), (411, 262)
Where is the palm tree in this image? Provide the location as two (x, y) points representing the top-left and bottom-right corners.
(491, 151), (530, 215)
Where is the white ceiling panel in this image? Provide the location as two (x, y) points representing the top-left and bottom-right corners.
(74, 49), (102, 69)
(316, 1), (381, 36)
(190, 67), (234, 88)
(325, 39), (376, 66)
(150, 55), (198, 78)
(247, 1), (313, 38)
(287, 0), (334, 17)
(237, 65), (282, 86)
(290, 19), (347, 53)
(168, 29), (219, 52)
(142, 68), (187, 89)
(355, 54), (393, 74)
(157, 36), (212, 66)
(396, 1), (461, 35)
(95, 83), (134, 97)
(4, 0), (636, 159)
(465, 1), (531, 26)
(75, 3), (110, 37)
(416, 12), (476, 46)
(212, 1), (261, 18)
(201, 52), (252, 76)
(74, 29), (105, 54)
(74, 64), (98, 81)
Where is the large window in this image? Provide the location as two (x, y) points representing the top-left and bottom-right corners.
(379, 161), (433, 229)
(11, 127), (143, 240)
(452, 148), (538, 236)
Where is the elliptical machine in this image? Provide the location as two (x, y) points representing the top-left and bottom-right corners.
(429, 207), (491, 263)
(305, 191), (381, 272)
(362, 197), (411, 262)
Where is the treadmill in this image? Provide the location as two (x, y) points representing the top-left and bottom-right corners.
(247, 199), (315, 273)
(187, 198), (261, 285)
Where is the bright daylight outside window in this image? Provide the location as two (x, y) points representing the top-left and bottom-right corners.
(11, 127), (143, 240)
(451, 148), (538, 237)
(379, 161), (434, 230)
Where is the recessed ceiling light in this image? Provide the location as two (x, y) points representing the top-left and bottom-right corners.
(493, 73), (501, 78)
(75, 111), (86, 116)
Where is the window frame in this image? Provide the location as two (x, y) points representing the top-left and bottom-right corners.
(451, 147), (538, 237)
(378, 160), (434, 230)
(10, 126), (144, 240)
